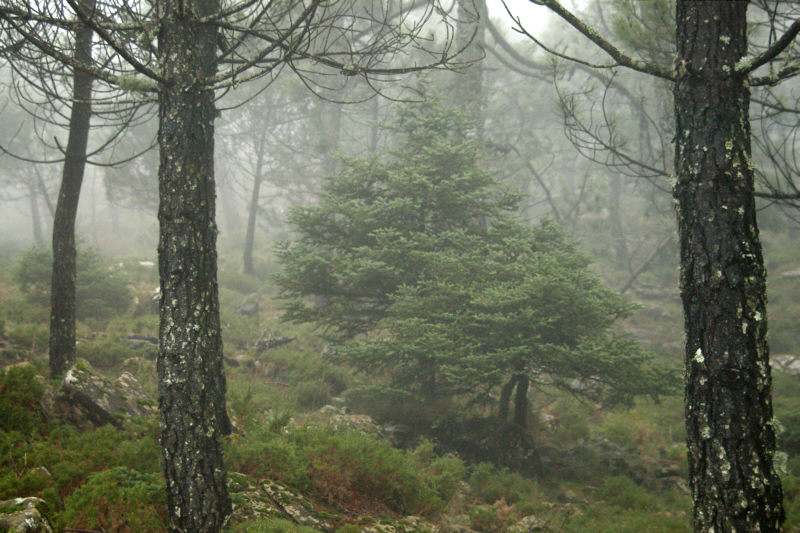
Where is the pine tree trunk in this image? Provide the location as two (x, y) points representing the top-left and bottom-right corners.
(498, 375), (516, 421)
(157, 0), (231, 530)
(48, 0), (94, 378)
(674, 2), (783, 530)
(512, 374), (528, 429)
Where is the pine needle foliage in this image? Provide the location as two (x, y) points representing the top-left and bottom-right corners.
(276, 96), (675, 418)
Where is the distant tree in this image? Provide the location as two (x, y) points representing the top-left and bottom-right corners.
(277, 97), (674, 450)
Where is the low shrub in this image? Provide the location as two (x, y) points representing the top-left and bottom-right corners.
(57, 466), (166, 532)
(0, 365), (46, 434)
(227, 423), (465, 517)
(76, 335), (138, 370)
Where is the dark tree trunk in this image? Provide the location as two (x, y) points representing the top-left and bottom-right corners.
(512, 374), (528, 429)
(674, 2), (783, 531)
(48, 0), (94, 378)
(157, 0), (231, 530)
(498, 375), (516, 421)
(243, 144), (265, 276)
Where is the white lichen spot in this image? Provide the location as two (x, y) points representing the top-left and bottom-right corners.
(720, 35), (731, 44)
(742, 320), (749, 334)
(701, 426), (712, 439)
(753, 310), (763, 322)
(694, 348), (705, 364)
(725, 140), (734, 150)
(735, 56), (753, 72)
(737, 206), (745, 216)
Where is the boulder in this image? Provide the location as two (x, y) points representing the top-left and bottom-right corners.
(262, 481), (332, 531)
(507, 515), (549, 532)
(303, 405), (383, 436)
(238, 293), (260, 316)
(0, 497), (53, 533)
(771, 354), (800, 377)
(53, 363), (156, 428)
(254, 331), (295, 353)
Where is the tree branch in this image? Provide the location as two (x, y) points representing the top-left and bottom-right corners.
(507, 0), (674, 81)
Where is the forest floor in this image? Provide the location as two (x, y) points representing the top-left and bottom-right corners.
(1, 239), (800, 532)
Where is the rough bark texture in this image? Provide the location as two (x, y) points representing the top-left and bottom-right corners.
(157, 0), (231, 530)
(674, 2), (784, 531)
(48, 0), (94, 378)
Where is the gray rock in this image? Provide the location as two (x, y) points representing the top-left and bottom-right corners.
(771, 354), (800, 376)
(262, 481), (331, 531)
(238, 293), (260, 316)
(254, 331), (295, 353)
(507, 515), (548, 532)
(0, 497), (53, 533)
(53, 363), (156, 428)
(780, 268), (800, 279)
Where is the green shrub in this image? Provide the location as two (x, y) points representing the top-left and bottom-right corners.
(0, 420), (160, 504)
(237, 518), (320, 532)
(219, 269), (263, 294)
(469, 505), (508, 533)
(594, 476), (657, 511)
(0, 365), (46, 434)
(227, 424), (464, 517)
(468, 462), (537, 505)
(292, 380), (332, 410)
(13, 246), (132, 322)
(4, 323), (48, 351)
(76, 335), (138, 370)
(57, 466), (166, 532)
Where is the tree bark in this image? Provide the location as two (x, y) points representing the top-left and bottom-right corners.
(674, 2), (783, 531)
(48, 0), (94, 378)
(512, 373), (528, 429)
(157, 0), (231, 530)
(498, 375), (516, 421)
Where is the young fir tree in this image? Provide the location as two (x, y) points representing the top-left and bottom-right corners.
(276, 97), (674, 448)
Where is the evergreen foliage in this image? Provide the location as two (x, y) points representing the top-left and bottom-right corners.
(13, 246), (132, 321)
(277, 97), (675, 432)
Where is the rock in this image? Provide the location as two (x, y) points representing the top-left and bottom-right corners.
(0, 497), (53, 533)
(771, 354), (800, 376)
(780, 268), (800, 279)
(238, 293), (260, 316)
(53, 363), (156, 428)
(127, 333), (158, 345)
(262, 481), (332, 531)
(507, 515), (548, 532)
(308, 405), (383, 436)
(228, 473), (284, 523)
(126, 334), (158, 359)
(255, 331), (296, 353)
(353, 517), (440, 533)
